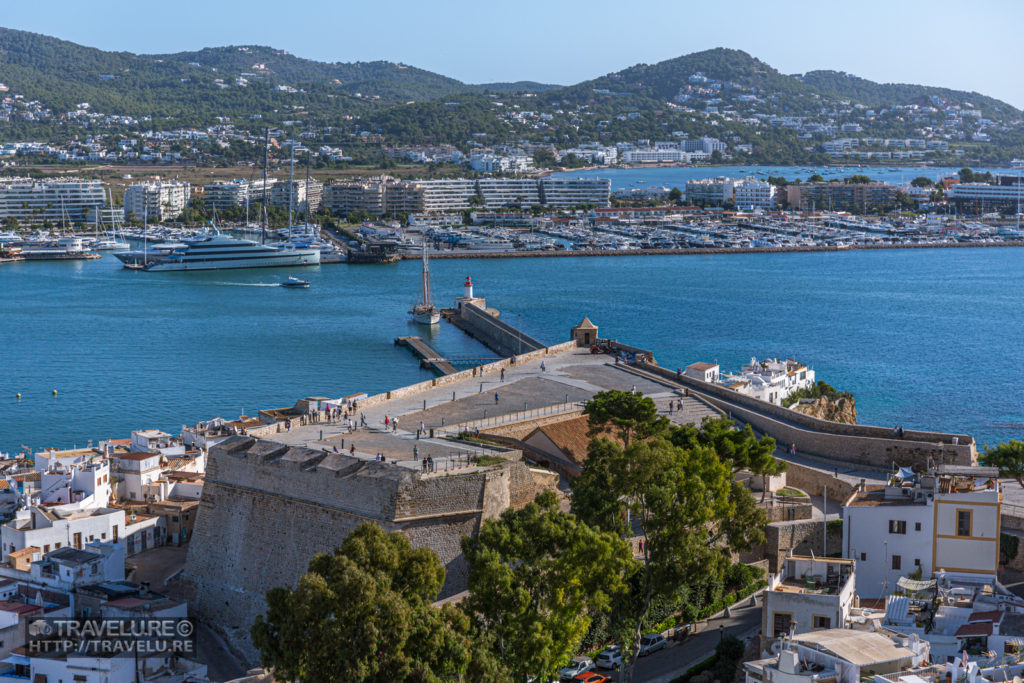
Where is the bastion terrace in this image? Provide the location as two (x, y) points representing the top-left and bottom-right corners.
(265, 346), (718, 471)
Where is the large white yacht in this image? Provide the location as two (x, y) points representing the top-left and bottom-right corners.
(126, 231), (319, 271)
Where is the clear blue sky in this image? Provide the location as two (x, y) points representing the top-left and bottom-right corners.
(5, 0), (1024, 108)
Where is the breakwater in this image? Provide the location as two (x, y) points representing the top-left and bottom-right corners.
(402, 241), (1024, 260)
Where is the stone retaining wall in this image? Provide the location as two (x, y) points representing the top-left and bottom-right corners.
(452, 302), (545, 357)
(180, 437), (547, 663)
(761, 520), (844, 572)
(633, 365), (975, 470)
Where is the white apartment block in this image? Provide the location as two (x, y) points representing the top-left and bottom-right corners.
(417, 179), (478, 212)
(123, 180), (191, 221)
(203, 178), (277, 211)
(842, 466), (1001, 598)
(269, 178), (323, 214)
(762, 556), (856, 644)
(733, 178), (776, 210)
(538, 178), (611, 207)
(476, 178), (541, 208)
(0, 178), (106, 224)
(1, 507), (126, 560)
(322, 180), (387, 216)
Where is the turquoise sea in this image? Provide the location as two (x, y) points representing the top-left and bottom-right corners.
(2, 245), (1023, 453)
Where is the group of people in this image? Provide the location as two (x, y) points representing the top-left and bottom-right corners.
(893, 425), (906, 439)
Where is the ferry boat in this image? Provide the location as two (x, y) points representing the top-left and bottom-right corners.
(126, 231), (320, 271)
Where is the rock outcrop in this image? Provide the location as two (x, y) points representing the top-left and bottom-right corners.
(791, 394), (857, 424)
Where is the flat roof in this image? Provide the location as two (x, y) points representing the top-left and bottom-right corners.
(794, 630), (914, 666)
(686, 362), (718, 371)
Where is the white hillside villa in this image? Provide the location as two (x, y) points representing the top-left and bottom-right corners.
(687, 357), (816, 405)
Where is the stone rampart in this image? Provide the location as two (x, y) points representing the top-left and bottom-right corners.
(181, 436), (543, 661)
(632, 365), (975, 470)
(761, 520), (844, 572)
(783, 461), (857, 502)
(452, 302), (546, 358)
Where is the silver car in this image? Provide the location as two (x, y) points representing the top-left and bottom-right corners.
(639, 633), (666, 656)
(558, 656), (594, 681)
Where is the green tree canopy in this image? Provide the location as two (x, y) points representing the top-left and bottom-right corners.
(910, 176), (934, 188)
(571, 428), (766, 679)
(980, 440), (1024, 488)
(462, 490), (634, 682)
(251, 523), (504, 683)
(806, 173), (825, 183)
(668, 187), (683, 203)
(584, 390), (669, 446)
(846, 174), (873, 184)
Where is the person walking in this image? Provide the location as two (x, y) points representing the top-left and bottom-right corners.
(413, 445), (419, 460)
(494, 392), (500, 405)
(392, 417), (399, 433)
(500, 368), (505, 381)
(384, 414), (390, 428)
(540, 360), (546, 372)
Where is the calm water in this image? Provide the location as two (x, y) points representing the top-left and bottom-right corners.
(2, 247), (1024, 452)
(552, 164), (1021, 190)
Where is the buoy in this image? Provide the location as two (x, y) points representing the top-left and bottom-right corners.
(52, 389), (57, 396)
(15, 393), (20, 399)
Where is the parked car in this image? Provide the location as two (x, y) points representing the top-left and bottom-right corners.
(638, 632), (667, 656)
(559, 657), (595, 681)
(573, 673), (612, 683)
(595, 645), (622, 670)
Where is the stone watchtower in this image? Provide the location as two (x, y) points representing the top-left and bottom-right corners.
(571, 317), (598, 347)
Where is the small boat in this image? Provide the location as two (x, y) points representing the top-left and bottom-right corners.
(410, 243), (440, 325)
(281, 277), (310, 289)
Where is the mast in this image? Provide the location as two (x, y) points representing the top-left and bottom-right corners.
(262, 128), (269, 246)
(421, 242), (431, 307)
(288, 142), (295, 229)
(301, 147), (309, 227)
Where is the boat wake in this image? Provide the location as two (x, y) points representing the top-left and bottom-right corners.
(210, 282), (282, 287)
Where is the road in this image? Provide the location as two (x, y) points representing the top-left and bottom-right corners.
(598, 598), (762, 683)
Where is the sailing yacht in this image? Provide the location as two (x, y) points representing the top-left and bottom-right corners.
(410, 244), (440, 325)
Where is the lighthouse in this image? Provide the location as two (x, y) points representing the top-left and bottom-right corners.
(455, 274), (485, 312)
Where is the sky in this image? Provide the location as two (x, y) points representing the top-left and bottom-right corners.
(4, 0), (1024, 108)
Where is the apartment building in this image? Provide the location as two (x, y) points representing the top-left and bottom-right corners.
(416, 179), (478, 212)
(0, 178), (106, 224)
(685, 177), (736, 206)
(322, 180), (387, 216)
(123, 180), (191, 221)
(269, 178), (323, 214)
(203, 178), (277, 211)
(786, 182), (900, 212)
(842, 466), (1001, 598)
(476, 178), (541, 208)
(948, 179), (1024, 213)
(762, 556), (856, 647)
(733, 178), (776, 209)
(538, 178), (611, 207)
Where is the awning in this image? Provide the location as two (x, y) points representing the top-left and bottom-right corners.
(897, 576), (937, 592)
(1, 654), (29, 666)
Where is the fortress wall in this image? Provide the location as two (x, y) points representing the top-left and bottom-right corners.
(452, 303), (546, 358)
(182, 438), (544, 657)
(636, 365), (975, 468)
(783, 461), (857, 501)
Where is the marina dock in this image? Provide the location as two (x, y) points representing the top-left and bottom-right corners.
(394, 336), (459, 375)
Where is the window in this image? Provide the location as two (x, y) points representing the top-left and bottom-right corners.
(888, 520), (907, 534)
(812, 615), (831, 629)
(914, 558), (921, 566)
(55, 543), (61, 549)
(915, 522), (921, 531)
(772, 612), (793, 637)
(860, 552), (867, 561)
(957, 510), (972, 537)
(172, 516), (179, 523)
(892, 555), (902, 570)
(101, 533), (106, 540)
(43, 545), (49, 553)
